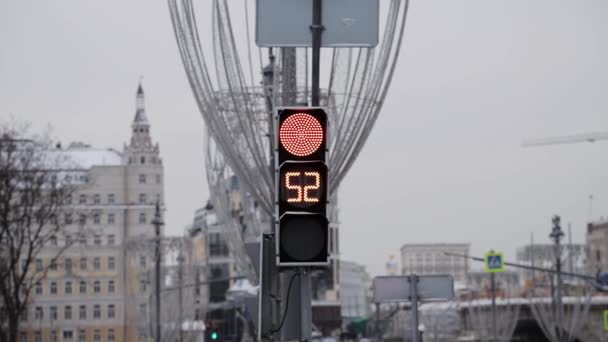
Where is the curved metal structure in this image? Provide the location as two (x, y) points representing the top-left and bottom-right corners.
(168, 0), (410, 215)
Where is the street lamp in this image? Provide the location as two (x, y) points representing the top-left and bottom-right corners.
(418, 323), (425, 342)
(549, 215), (564, 340)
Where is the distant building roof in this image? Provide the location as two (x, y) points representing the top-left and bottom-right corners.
(588, 220), (608, 233)
(47, 144), (123, 169)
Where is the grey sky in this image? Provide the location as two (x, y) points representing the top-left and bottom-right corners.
(1, 1), (606, 276)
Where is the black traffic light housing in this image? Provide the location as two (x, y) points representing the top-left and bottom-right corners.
(275, 107), (329, 267)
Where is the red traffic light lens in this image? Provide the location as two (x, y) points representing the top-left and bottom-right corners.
(279, 113), (324, 157)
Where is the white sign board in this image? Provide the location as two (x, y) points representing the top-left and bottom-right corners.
(256, 0), (379, 47)
(372, 275), (454, 303)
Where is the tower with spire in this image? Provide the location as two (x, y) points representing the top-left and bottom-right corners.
(124, 83), (162, 166)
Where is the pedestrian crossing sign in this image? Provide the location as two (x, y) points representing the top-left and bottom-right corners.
(484, 250), (505, 273)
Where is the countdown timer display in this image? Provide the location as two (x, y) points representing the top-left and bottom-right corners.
(279, 164), (326, 211)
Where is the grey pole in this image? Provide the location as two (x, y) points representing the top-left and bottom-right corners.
(490, 272), (497, 342)
(550, 215), (564, 342)
(152, 202), (164, 342)
(410, 274), (419, 342)
(375, 303), (381, 340)
(178, 253), (184, 342)
(310, 0), (323, 106)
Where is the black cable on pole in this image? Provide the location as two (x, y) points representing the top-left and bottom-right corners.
(269, 271), (300, 334)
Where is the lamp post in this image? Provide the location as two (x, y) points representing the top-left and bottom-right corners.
(152, 202), (164, 342)
(418, 323), (425, 342)
(549, 215), (564, 341)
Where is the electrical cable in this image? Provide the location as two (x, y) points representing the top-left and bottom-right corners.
(269, 271), (300, 334)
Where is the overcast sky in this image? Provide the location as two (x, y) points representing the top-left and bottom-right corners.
(1, 1), (606, 276)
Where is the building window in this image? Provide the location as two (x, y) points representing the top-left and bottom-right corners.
(139, 212), (146, 224)
(79, 234), (86, 245)
(64, 305), (72, 320)
(107, 234), (115, 246)
(35, 281), (42, 295)
(79, 214), (86, 225)
(108, 304), (115, 319)
(139, 304), (146, 316)
(156, 174), (161, 184)
(108, 193), (115, 204)
(35, 259), (43, 272)
(79, 305), (86, 320)
(93, 213), (100, 224)
(34, 306), (43, 320)
(79, 281), (86, 294)
(63, 330), (73, 341)
(140, 256), (146, 268)
(139, 174), (146, 184)
(93, 194), (100, 204)
(209, 233), (229, 257)
(140, 156), (145, 164)
(94, 329), (100, 342)
(93, 257), (100, 271)
(79, 330), (86, 342)
(93, 280), (100, 294)
(50, 306), (57, 321)
(108, 257), (115, 270)
(65, 213), (73, 224)
(93, 305), (100, 319)
(108, 213), (115, 224)
(140, 279), (147, 293)
(51, 331), (57, 342)
(79, 194), (86, 204)
(108, 280), (115, 293)
(50, 235), (58, 246)
(65, 281), (72, 295)
(50, 281), (57, 295)
(50, 258), (57, 271)
(65, 258), (72, 274)
(94, 235), (101, 246)
(80, 257), (87, 271)
(108, 329), (115, 342)
(65, 194), (72, 205)
(65, 234), (73, 246)
(139, 193), (146, 204)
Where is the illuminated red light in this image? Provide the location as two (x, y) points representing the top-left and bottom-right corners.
(279, 113), (324, 157)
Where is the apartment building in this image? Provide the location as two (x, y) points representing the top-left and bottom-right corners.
(400, 243), (470, 283)
(20, 84), (164, 342)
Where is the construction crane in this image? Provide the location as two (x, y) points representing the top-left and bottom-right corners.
(522, 131), (608, 147)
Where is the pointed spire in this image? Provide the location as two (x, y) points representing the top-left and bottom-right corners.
(134, 80), (149, 126)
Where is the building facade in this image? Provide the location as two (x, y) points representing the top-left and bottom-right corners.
(339, 260), (371, 322)
(20, 84), (164, 342)
(516, 242), (587, 280)
(587, 220), (608, 273)
(400, 243), (470, 283)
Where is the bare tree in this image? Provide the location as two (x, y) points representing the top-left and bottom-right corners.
(0, 122), (75, 342)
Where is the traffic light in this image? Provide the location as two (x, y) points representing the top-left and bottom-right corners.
(275, 107), (329, 267)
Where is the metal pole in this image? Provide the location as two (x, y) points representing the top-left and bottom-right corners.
(310, 0), (323, 106)
(550, 215), (564, 342)
(410, 274), (419, 342)
(178, 254), (184, 342)
(490, 273), (497, 342)
(152, 202), (164, 342)
(375, 302), (381, 340)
